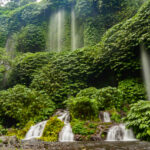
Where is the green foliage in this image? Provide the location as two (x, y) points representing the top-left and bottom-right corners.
(71, 119), (97, 136)
(9, 52), (54, 86)
(40, 117), (64, 142)
(96, 0), (150, 79)
(124, 100), (150, 141)
(0, 85), (55, 127)
(16, 24), (46, 53)
(98, 86), (124, 110)
(31, 47), (100, 104)
(110, 109), (121, 123)
(0, 47), (11, 89)
(7, 120), (34, 139)
(0, 125), (7, 136)
(66, 96), (98, 119)
(118, 79), (146, 104)
(76, 87), (99, 99)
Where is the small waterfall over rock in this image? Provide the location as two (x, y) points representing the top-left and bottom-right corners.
(24, 121), (47, 140)
(48, 9), (65, 52)
(57, 110), (74, 142)
(106, 124), (136, 141)
(103, 112), (111, 123)
(141, 46), (150, 101)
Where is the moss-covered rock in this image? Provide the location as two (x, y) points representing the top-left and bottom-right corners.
(40, 117), (64, 142)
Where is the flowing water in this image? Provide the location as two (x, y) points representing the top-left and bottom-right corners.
(71, 8), (77, 51)
(58, 110), (74, 142)
(141, 46), (150, 101)
(103, 112), (111, 123)
(106, 124), (136, 141)
(24, 121), (47, 140)
(48, 9), (65, 52)
(0, 0), (10, 7)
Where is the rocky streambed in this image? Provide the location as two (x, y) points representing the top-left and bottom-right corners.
(1, 136), (150, 150)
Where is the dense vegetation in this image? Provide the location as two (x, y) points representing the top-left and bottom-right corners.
(0, 0), (149, 143)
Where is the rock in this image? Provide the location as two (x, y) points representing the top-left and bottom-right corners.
(0, 136), (19, 146)
(74, 135), (83, 141)
(90, 135), (101, 141)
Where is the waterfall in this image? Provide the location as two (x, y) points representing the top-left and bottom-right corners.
(103, 112), (111, 123)
(141, 47), (150, 101)
(24, 121), (47, 140)
(71, 8), (77, 51)
(106, 124), (137, 141)
(48, 9), (65, 52)
(0, 0), (10, 7)
(58, 110), (74, 142)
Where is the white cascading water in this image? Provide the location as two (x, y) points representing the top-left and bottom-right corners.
(0, 0), (10, 7)
(48, 9), (65, 52)
(103, 112), (111, 123)
(71, 8), (77, 51)
(58, 110), (74, 142)
(106, 124), (137, 141)
(36, 0), (42, 2)
(141, 46), (150, 101)
(24, 121), (47, 140)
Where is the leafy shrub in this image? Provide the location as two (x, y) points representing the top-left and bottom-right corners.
(31, 47), (99, 104)
(110, 109), (121, 123)
(96, 0), (150, 79)
(71, 119), (97, 136)
(9, 52), (54, 86)
(16, 24), (46, 53)
(40, 117), (64, 142)
(98, 86), (124, 110)
(124, 100), (150, 141)
(76, 87), (99, 99)
(0, 85), (56, 127)
(118, 79), (146, 104)
(7, 121), (34, 139)
(66, 96), (98, 119)
(0, 125), (7, 136)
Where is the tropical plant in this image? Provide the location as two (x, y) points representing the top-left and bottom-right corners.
(124, 100), (150, 141)
(0, 85), (56, 127)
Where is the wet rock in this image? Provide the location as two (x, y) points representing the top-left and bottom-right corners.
(0, 136), (19, 145)
(90, 135), (101, 141)
(75, 135), (83, 141)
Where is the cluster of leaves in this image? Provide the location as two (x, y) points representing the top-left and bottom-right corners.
(71, 119), (97, 137)
(67, 87), (124, 113)
(0, 124), (7, 136)
(98, 87), (124, 110)
(0, 85), (56, 127)
(118, 79), (146, 104)
(95, 0), (150, 79)
(30, 47), (100, 105)
(16, 24), (46, 53)
(66, 96), (99, 120)
(9, 52), (54, 87)
(40, 117), (64, 142)
(124, 100), (150, 141)
(7, 120), (34, 139)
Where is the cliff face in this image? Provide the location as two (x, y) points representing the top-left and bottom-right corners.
(0, 0), (144, 50)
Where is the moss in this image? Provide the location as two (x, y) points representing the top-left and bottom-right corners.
(40, 117), (64, 142)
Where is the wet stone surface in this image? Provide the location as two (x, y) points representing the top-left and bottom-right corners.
(1, 141), (150, 150)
